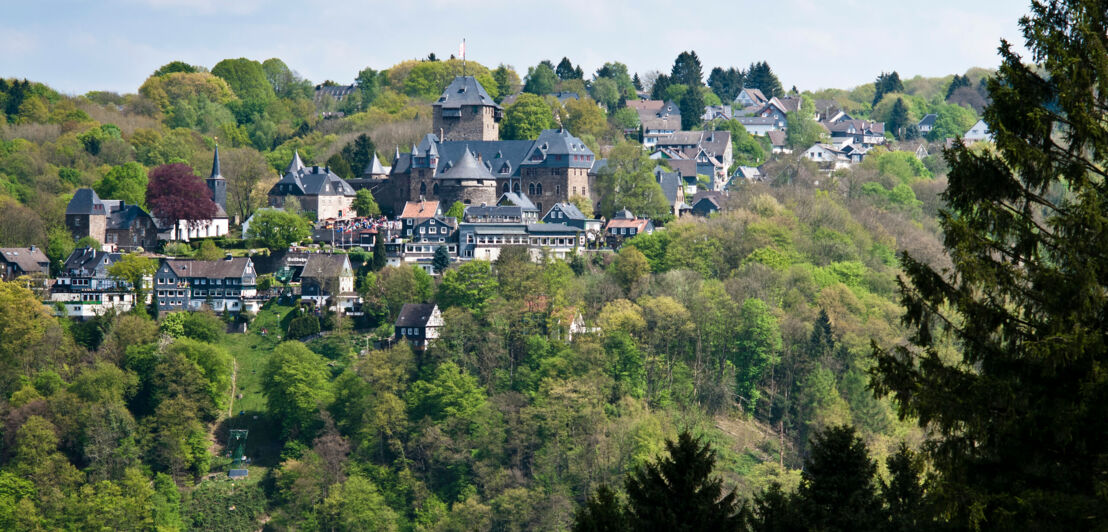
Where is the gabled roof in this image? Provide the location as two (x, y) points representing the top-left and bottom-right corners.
(400, 200), (440, 219)
(395, 303), (438, 328)
(918, 113), (937, 127)
(767, 130), (787, 146)
(286, 150), (305, 174)
(435, 76), (501, 110)
(395, 130), (594, 178)
(626, 100), (664, 113)
(605, 217), (651, 231)
(163, 257), (254, 279)
(655, 130), (731, 158)
(0, 247), (49, 273)
(62, 247), (120, 275)
(497, 192), (538, 211)
(654, 167), (683, 206)
(271, 153), (356, 198)
(301, 254), (351, 280)
(735, 88), (768, 105)
(546, 202), (585, 220)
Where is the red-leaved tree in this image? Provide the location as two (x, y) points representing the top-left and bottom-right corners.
(147, 163), (217, 240)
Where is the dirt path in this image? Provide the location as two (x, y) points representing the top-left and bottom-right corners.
(228, 359), (238, 418)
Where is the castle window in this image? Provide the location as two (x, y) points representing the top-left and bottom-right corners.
(572, 187), (577, 195)
(536, 183), (543, 195)
(433, 183), (440, 195)
(420, 182), (427, 196)
(528, 183), (535, 195)
(513, 182), (521, 193)
(502, 183), (509, 194)
(555, 185), (560, 195)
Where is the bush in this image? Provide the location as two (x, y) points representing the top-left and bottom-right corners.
(287, 315), (321, 339)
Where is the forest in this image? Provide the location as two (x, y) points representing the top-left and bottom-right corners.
(1, 0), (1106, 529)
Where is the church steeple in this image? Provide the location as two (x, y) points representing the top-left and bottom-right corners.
(207, 145), (227, 212)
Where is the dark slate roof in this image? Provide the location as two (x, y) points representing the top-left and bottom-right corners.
(547, 202), (585, 220)
(62, 248), (119, 275)
(301, 254), (350, 280)
(465, 204), (522, 219)
(655, 168), (683, 206)
(66, 188), (105, 215)
(395, 303), (438, 328)
(435, 76), (501, 110)
(497, 192), (538, 211)
(163, 257), (253, 279)
(270, 153), (356, 197)
(210, 145), (223, 179)
(437, 147), (496, 181)
(363, 153), (388, 176)
(655, 131), (731, 158)
(395, 130), (594, 177)
(737, 116), (778, 126)
(0, 247), (49, 273)
(918, 113), (937, 127)
(526, 223), (581, 234)
(589, 158), (609, 176)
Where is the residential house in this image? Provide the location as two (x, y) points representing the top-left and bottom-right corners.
(733, 88), (768, 108)
(736, 116), (784, 136)
(767, 130), (790, 154)
(457, 222), (583, 262)
(496, 192), (540, 223)
(964, 119), (993, 142)
(755, 96), (802, 124)
(399, 200), (441, 237)
(803, 144), (851, 170)
(388, 214), (458, 274)
(826, 120), (887, 148)
(654, 166), (688, 217)
(628, 100), (682, 147)
(300, 253), (358, 312)
(394, 303), (443, 350)
(51, 248), (141, 319)
(689, 191), (726, 217)
(918, 113), (937, 135)
(0, 246), (49, 281)
(732, 166), (764, 182)
(604, 209), (654, 247)
(702, 104), (733, 121)
(154, 257), (260, 314)
(652, 130), (733, 188)
(814, 99), (847, 123)
(899, 140), (930, 160)
(268, 151), (357, 221)
(314, 84), (357, 104)
(65, 188), (158, 251)
(542, 202), (602, 234)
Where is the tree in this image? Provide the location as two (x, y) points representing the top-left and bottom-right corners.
(340, 134), (377, 178)
(372, 231), (387, 270)
(610, 247), (650, 292)
(263, 58), (312, 100)
(95, 162), (148, 207)
(745, 61), (783, 99)
(211, 57), (275, 105)
(355, 66), (383, 108)
(321, 474), (399, 531)
(795, 425), (881, 530)
(871, 2), (1108, 527)
(45, 226), (75, 274)
(194, 239), (222, 261)
(263, 342), (334, 436)
(594, 142), (670, 219)
(107, 253), (156, 314)
(492, 65), (521, 103)
(523, 62), (558, 95)
(502, 93), (556, 140)
(564, 97), (608, 139)
(670, 51), (704, 88)
(595, 62), (637, 99)
(887, 97), (910, 139)
(245, 209), (310, 250)
(945, 73), (971, 100)
(152, 61), (198, 77)
(734, 298), (781, 411)
(708, 67), (744, 103)
(432, 245), (451, 275)
(437, 260), (498, 314)
(872, 71), (904, 107)
(882, 444), (927, 532)
(222, 146), (275, 221)
(556, 57), (580, 80)
(146, 163), (218, 241)
(624, 431), (746, 531)
(573, 485), (627, 532)
(444, 201), (465, 220)
(353, 189), (380, 217)
(679, 85), (703, 130)
(590, 77), (621, 112)
(785, 96), (824, 150)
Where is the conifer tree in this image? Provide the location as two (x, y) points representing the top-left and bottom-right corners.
(873, 1), (1108, 527)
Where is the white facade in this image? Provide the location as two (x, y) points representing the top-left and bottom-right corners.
(161, 217), (230, 242)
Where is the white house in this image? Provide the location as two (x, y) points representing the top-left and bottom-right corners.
(964, 119), (993, 142)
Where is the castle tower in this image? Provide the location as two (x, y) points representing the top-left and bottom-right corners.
(207, 145), (227, 212)
(432, 76), (502, 141)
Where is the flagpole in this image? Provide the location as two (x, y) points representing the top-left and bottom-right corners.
(463, 38), (466, 77)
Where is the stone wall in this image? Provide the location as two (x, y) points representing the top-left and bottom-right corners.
(433, 105), (499, 142)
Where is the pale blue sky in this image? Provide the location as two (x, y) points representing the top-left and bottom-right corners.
(0, 0), (1033, 95)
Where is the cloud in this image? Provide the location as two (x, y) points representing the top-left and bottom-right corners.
(120, 0), (266, 15)
(0, 28), (38, 56)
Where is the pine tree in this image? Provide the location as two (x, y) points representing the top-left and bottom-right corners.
(746, 62), (783, 99)
(632, 73), (643, 91)
(872, 1), (1108, 527)
(881, 444), (927, 532)
(556, 57), (578, 81)
(944, 74), (970, 100)
(670, 51), (704, 88)
(572, 486), (628, 532)
(872, 71), (904, 106)
(794, 425), (882, 531)
(887, 97), (910, 139)
(432, 245), (450, 275)
(371, 232), (386, 271)
(679, 85), (703, 130)
(624, 431), (746, 531)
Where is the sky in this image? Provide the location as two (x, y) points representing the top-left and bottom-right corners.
(0, 0), (1034, 96)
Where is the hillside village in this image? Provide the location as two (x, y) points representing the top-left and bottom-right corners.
(0, 48), (1004, 530)
(3, 63), (990, 342)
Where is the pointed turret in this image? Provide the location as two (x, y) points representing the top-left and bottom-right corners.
(207, 146), (227, 212)
(210, 145), (223, 180)
(363, 153), (388, 177)
(286, 150), (305, 174)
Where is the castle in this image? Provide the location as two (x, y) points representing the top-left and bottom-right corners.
(378, 76), (598, 217)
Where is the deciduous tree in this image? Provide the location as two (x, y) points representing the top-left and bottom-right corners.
(146, 163), (218, 241)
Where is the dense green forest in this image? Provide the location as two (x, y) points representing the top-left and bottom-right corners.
(2, 0), (1105, 528)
